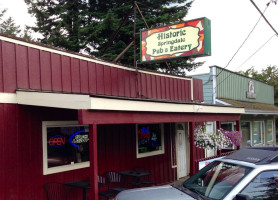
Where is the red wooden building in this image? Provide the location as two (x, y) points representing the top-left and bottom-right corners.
(0, 34), (244, 200)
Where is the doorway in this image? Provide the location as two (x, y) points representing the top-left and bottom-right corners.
(176, 123), (189, 179)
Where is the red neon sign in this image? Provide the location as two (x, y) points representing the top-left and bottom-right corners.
(48, 135), (66, 147)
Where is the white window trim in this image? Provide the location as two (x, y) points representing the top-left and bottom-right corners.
(136, 124), (165, 158)
(240, 121), (252, 147)
(252, 121), (264, 146)
(266, 120), (274, 143)
(221, 121), (236, 131)
(42, 121), (90, 175)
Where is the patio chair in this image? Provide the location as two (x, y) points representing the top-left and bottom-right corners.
(98, 175), (118, 200)
(106, 171), (128, 193)
(44, 182), (71, 200)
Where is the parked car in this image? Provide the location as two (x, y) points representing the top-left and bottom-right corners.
(115, 147), (278, 200)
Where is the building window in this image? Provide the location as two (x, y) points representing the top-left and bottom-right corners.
(221, 121), (236, 149)
(241, 121), (251, 147)
(252, 121), (263, 145)
(136, 124), (164, 158)
(43, 121), (89, 175)
(221, 121), (236, 131)
(266, 120), (273, 143)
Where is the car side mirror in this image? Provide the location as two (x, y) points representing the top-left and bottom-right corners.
(234, 194), (250, 200)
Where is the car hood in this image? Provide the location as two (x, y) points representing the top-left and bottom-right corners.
(115, 185), (196, 200)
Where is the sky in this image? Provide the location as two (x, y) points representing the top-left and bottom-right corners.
(0, 0), (277, 75)
(185, 0), (278, 75)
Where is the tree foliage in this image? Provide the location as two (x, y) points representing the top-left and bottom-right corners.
(25, 0), (203, 73)
(0, 9), (21, 36)
(238, 66), (278, 106)
(0, 8), (33, 39)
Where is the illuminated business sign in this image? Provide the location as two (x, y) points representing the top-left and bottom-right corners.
(69, 130), (89, 147)
(48, 135), (66, 148)
(140, 17), (211, 63)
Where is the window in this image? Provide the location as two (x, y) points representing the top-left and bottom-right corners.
(240, 171), (278, 199)
(136, 124), (164, 158)
(43, 121), (89, 175)
(241, 122), (251, 147)
(252, 121), (263, 145)
(221, 121), (236, 149)
(221, 121), (236, 131)
(266, 120), (273, 143)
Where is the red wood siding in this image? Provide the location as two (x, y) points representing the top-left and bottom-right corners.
(0, 105), (90, 200)
(97, 123), (175, 184)
(0, 39), (203, 102)
(0, 105), (176, 199)
(193, 79), (204, 102)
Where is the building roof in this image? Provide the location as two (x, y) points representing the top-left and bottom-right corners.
(219, 98), (278, 115)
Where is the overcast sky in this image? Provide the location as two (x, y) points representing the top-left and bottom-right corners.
(0, 0), (277, 75)
(185, 0), (278, 75)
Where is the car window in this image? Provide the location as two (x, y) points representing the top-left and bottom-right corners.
(183, 161), (252, 200)
(240, 171), (278, 200)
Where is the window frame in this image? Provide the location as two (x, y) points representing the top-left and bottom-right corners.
(221, 121), (236, 149)
(42, 121), (90, 175)
(136, 123), (165, 158)
(240, 121), (252, 147)
(252, 121), (263, 146)
(220, 121), (236, 131)
(266, 120), (274, 143)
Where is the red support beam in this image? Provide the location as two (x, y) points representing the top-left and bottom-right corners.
(236, 120), (240, 131)
(216, 121), (221, 129)
(189, 122), (196, 176)
(78, 110), (241, 125)
(89, 124), (98, 200)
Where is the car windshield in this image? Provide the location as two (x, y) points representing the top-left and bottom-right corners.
(183, 161), (253, 200)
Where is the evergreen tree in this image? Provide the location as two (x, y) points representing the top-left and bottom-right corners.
(0, 9), (21, 36)
(25, 0), (203, 73)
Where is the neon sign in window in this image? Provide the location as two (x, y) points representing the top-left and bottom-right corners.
(47, 125), (89, 168)
(137, 124), (162, 154)
(48, 135), (66, 148)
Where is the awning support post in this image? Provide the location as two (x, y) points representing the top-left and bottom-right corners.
(89, 124), (98, 200)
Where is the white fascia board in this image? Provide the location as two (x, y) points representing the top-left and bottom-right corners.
(0, 91), (244, 113)
(16, 91), (91, 109)
(0, 93), (17, 103)
(90, 97), (245, 114)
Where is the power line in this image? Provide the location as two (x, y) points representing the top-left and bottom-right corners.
(236, 34), (276, 71)
(215, 3), (269, 79)
(250, 0), (278, 36)
(214, 4), (269, 88)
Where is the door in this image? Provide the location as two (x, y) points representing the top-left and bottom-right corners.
(176, 123), (187, 179)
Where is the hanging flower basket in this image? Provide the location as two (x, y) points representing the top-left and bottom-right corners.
(218, 128), (242, 147)
(194, 125), (232, 150)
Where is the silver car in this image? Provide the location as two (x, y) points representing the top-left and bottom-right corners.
(115, 147), (278, 200)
